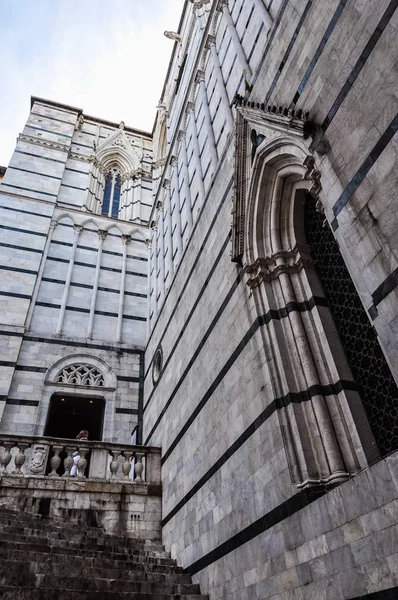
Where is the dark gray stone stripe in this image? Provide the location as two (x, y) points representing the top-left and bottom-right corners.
(115, 408), (139, 415)
(0, 205), (52, 219)
(60, 183), (86, 191)
(35, 301), (146, 321)
(290, 0), (347, 108)
(25, 124), (72, 139)
(7, 166), (62, 180)
(163, 376), (356, 525)
(331, 112), (398, 228)
(15, 365), (47, 373)
(6, 398), (39, 406)
(265, 0), (313, 103)
(0, 224), (47, 237)
(0, 242), (43, 254)
(0, 291), (31, 300)
(14, 149), (65, 164)
(0, 183), (57, 198)
(185, 488), (326, 575)
(319, 0), (398, 134)
(30, 111), (76, 127)
(23, 334), (143, 355)
(372, 265), (398, 307)
(0, 265), (38, 275)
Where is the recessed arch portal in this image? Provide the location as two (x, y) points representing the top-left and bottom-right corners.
(239, 124), (396, 488)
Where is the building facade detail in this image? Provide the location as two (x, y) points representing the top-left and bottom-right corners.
(55, 364), (105, 387)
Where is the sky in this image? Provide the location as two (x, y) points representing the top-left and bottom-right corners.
(0, 0), (184, 166)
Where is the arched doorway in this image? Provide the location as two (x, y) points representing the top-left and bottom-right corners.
(304, 192), (398, 457)
(45, 394), (105, 441)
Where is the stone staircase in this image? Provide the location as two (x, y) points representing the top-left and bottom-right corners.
(0, 509), (207, 599)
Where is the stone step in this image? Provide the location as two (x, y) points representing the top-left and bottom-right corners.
(2, 559), (193, 585)
(0, 539), (175, 564)
(0, 548), (185, 574)
(0, 587), (208, 600)
(1, 569), (200, 595)
(0, 532), (168, 557)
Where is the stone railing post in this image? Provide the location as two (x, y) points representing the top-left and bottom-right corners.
(145, 449), (161, 484)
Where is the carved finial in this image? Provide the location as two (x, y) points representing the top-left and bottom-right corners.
(119, 121), (125, 130)
(164, 31), (182, 43)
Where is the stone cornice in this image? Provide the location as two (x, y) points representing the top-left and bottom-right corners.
(18, 133), (70, 154)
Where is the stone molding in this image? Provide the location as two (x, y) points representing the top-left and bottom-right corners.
(18, 133), (69, 154)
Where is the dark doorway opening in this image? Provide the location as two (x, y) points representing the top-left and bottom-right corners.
(304, 192), (398, 457)
(45, 394), (105, 441)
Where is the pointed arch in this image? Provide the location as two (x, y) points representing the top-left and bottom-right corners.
(55, 213), (76, 226)
(235, 110), (380, 489)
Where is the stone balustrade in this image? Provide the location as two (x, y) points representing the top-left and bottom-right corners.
(0, 434), (161, 484)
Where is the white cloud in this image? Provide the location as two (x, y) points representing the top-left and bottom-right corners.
(0, 0), (184, 165)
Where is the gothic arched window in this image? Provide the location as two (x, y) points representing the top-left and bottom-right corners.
(102, 167), (122, 218)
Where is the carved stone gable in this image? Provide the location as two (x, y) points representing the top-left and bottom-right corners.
(231, 99), (309, 263)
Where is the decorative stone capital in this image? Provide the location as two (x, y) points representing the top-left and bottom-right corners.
(195, 70), (206, 85)
(303, 155), (322, 200)
(98, 229), (108, 242)
(150, 219), (158, 231)
(121, 234), (131, 246)
(205, 34), (216, 49)
(170, 155), (178, 168)
(186, 101), (195, 115)
(73, 224), (84, 236)
(145, 237), (152, 249)
(245, 246), (314, 288)
(216, 0), (229, 12)
(156, 199), (164, 211)
(178, 130), (186, 143)
(163, 178), (171, 190)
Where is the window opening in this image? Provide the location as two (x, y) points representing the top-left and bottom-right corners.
(304, 193), (398, 457)
(102, 167), (121, 218)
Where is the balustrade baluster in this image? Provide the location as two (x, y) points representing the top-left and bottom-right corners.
(63, 447), (75, 477)
(0, 442), (12, 474)
(13, 443), (28, 476)
(77, 447), (89, 478)
(134, 452), (144, 482)
(122, 451), (133, 480)
(48, 445), (63, 477)
(109, 450), (121, 479)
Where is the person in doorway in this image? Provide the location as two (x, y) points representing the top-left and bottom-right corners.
(70, 430), (89, 476)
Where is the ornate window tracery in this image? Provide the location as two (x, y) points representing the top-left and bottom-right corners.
(55, 364), (105, 387)
(102, 167), (122, 218)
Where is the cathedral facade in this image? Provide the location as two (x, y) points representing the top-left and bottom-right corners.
(1, 0), (398, 599)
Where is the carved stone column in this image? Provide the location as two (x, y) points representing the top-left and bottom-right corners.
(217, 0), (252, 79)
(187, 102), (206, 207)
(157, 201), (166, 301)
(195, 71), (218, 170)
(152, 222), (159, 319)
(145, 237), (152, 335)
(56, 224), (83, 335)
(171, 156), (183, 263)
(26, 219), (57, 329)
(178, 130), (193, 236)
(206, 35), (234, 132)
(87, 229), (107, 338)
(163, 179), (174, 283)
(116, 234), (131, 343)
(256, 0), (273, 31)
(132, 173), (142, 222)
